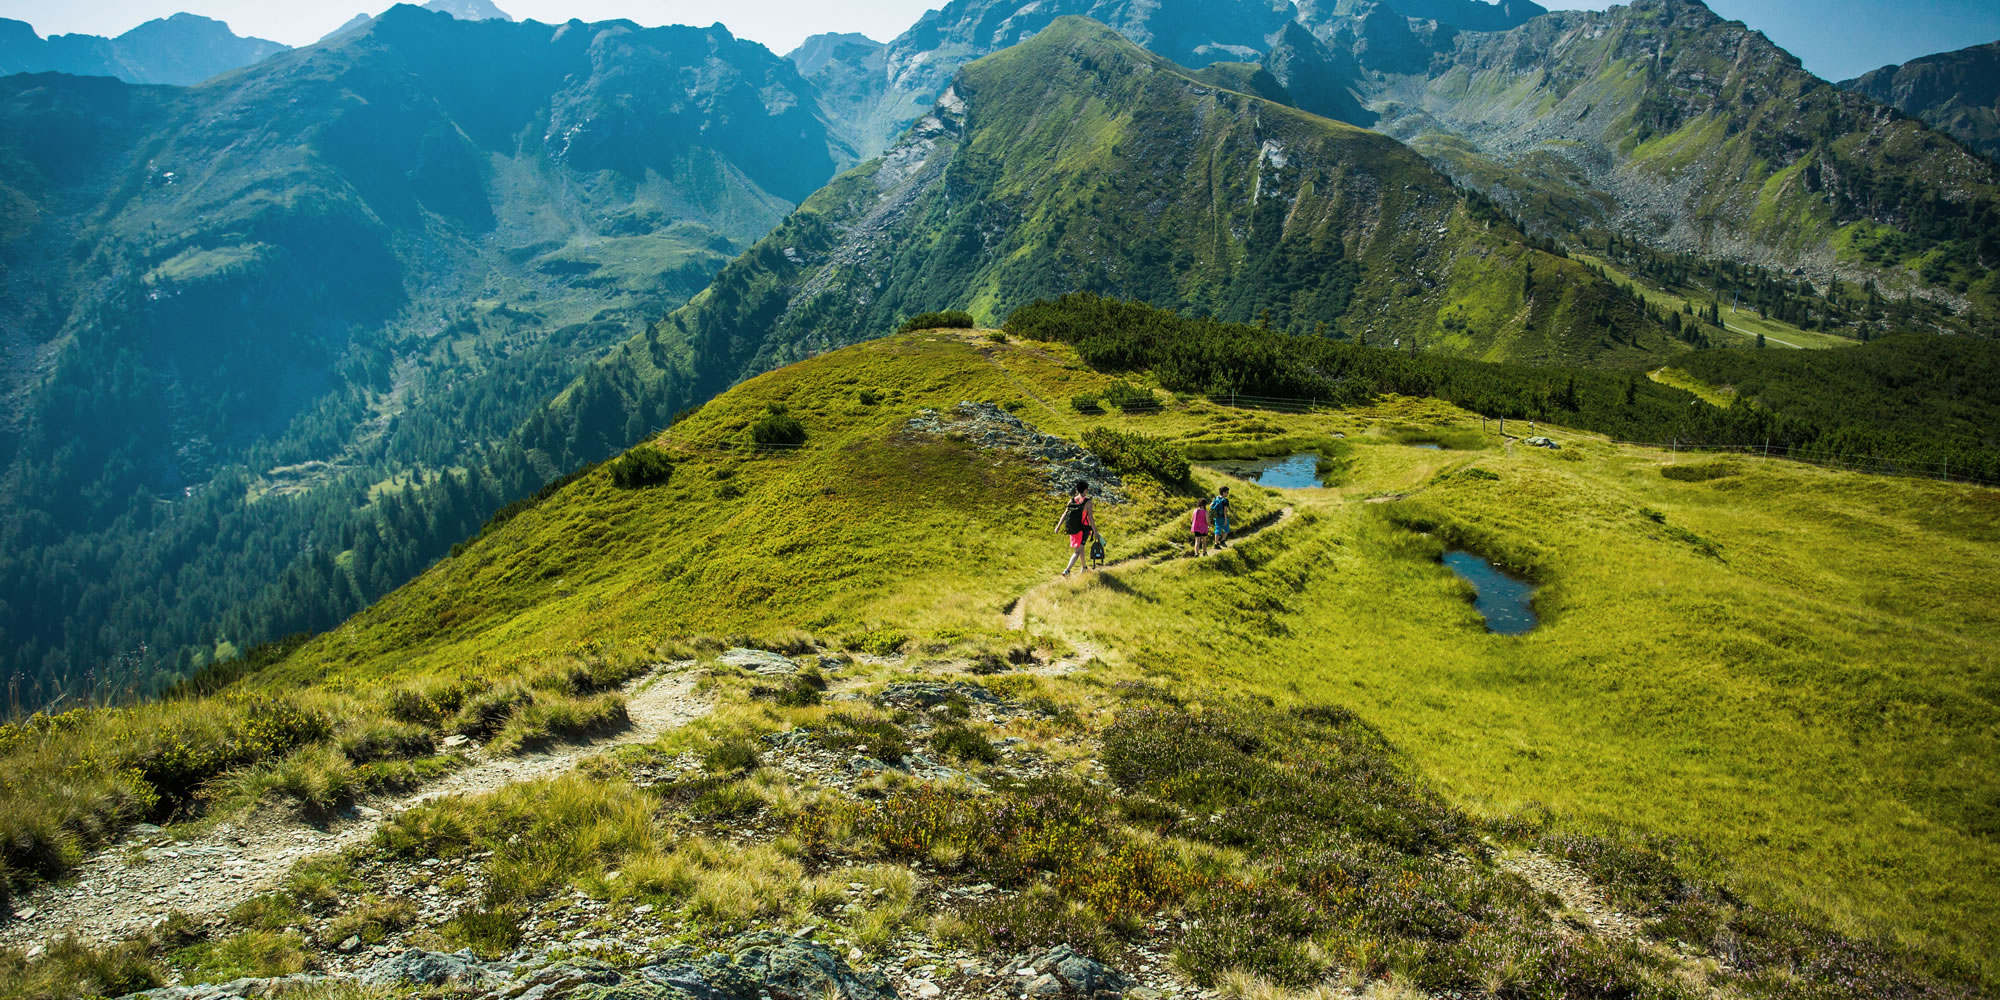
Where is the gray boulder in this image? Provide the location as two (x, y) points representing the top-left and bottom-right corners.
(1019, 945), (1129, 1000)
(719, 648), (801, 675)
(1525, 436), (1560, 450)
(877, 681), (1001, 709)
(119, 974), (334, 1000)
(358, 949), (509, 990)
(634, 931), (895, 1000)
(509, 959), (626, 1000)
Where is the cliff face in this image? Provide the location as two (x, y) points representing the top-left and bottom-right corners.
(1843, 39), (2000, 164)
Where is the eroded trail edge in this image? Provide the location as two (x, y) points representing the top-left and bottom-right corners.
(1, 666), (710, 950)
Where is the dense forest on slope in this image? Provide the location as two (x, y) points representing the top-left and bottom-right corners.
(0, 8), (845, 705)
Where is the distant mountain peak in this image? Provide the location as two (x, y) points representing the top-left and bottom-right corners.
(421, 0), (514, 22)
(0, 11), (288, 84)
(1841, 39), (2000, 163)
(788, 32), (885, 76)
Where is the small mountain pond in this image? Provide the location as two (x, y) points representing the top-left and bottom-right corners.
(1441, 550), (1539, 634)
(1212, 452), (1324, 489)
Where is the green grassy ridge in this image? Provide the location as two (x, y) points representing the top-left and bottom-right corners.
(1372, 0), (2000, 322)
(6, 327), (1997, 991)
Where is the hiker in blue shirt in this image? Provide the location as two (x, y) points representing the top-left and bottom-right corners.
(1209, 487), (1233, 548)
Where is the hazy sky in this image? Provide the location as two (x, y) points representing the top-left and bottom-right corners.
(3, 0), (1997, 80)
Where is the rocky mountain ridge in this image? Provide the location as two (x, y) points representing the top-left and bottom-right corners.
(0, 12), (287, 86)
(1842, 39), (2000, 164)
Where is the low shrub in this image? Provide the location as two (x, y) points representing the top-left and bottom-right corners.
(954, 883), (1114, 957)
(490, 692), (628, 752)
(339, 721), (435, 763)
(325, 897), (417, 946)
(270, 745), (357, 813)
(609, 445), (674, 487)
(1071, 394), (1105, 415)
(0, 936), (163, 999)
(749, 405), (807, 447)
(1082, 427), (1190, 484)
(1661, 461), (1740, 482)
(899, 310), (976, 333)
(1103, 381), (1162, 412)
(169, 930), (308, 983)
(932, 724), (998, 764)
(382, 680), (474, 726)
(705, 737), (763, 775)
(823, 714), (909, 764)
(451, 685), (533, 738)
(126, 696), (334, 810)
(440, 905), (523, 959)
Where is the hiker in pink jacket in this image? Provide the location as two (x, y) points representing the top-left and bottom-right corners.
(1189, 502), (1211, 556)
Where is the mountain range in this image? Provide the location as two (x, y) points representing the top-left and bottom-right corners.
(2, 0), (1997, 704)
(1842, 39), (2000, 164)
(0, 4), (844, 697)
(795, 0), (1999, 315)
(0, 12), (286, 85)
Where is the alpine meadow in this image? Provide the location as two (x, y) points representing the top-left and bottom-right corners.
(0, 2), (1996, 1000)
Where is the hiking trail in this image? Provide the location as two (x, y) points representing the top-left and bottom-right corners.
(0, 665), (711, 951)
(1005, 505), (1297, 632)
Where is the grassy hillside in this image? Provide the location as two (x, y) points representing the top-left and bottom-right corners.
(6, 317), (1994, 995)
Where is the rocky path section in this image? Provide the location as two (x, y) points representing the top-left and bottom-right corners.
(1499, 852), (1642, 941)
(1, 665), (710, 952)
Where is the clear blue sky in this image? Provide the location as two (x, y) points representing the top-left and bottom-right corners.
(2, 1), (1996, 81)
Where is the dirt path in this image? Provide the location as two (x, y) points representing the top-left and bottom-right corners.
(1, 665), (710, 950)
(1499, 852), (1642, 941)
(1005, 506), (1297, 632)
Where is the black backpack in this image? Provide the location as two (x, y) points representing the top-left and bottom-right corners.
(1061, 498), (1088, 534)
(1090, 533), (1106, 560)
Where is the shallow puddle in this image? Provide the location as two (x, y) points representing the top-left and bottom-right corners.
(1441, 550), (1538, 634)
(1213, 452), (1323, 489)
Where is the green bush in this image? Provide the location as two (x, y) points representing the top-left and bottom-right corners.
(0, 936), (162, 999)
(933, 724), (998, 764)
(1082, 427), (1190, 484)
(1102, 381), (1161, 412)
(899, 310), (976, 333)
(609, 445), (674, 487)
(125, 696), (333, 809)
(451, 684), (533, 738)
(1071, 394), (1104, 415)
(749, 405), (807, 447)
(705, 738), (762, 775)
(339, 721), (435, 763)
(824, 714), (909, 764)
